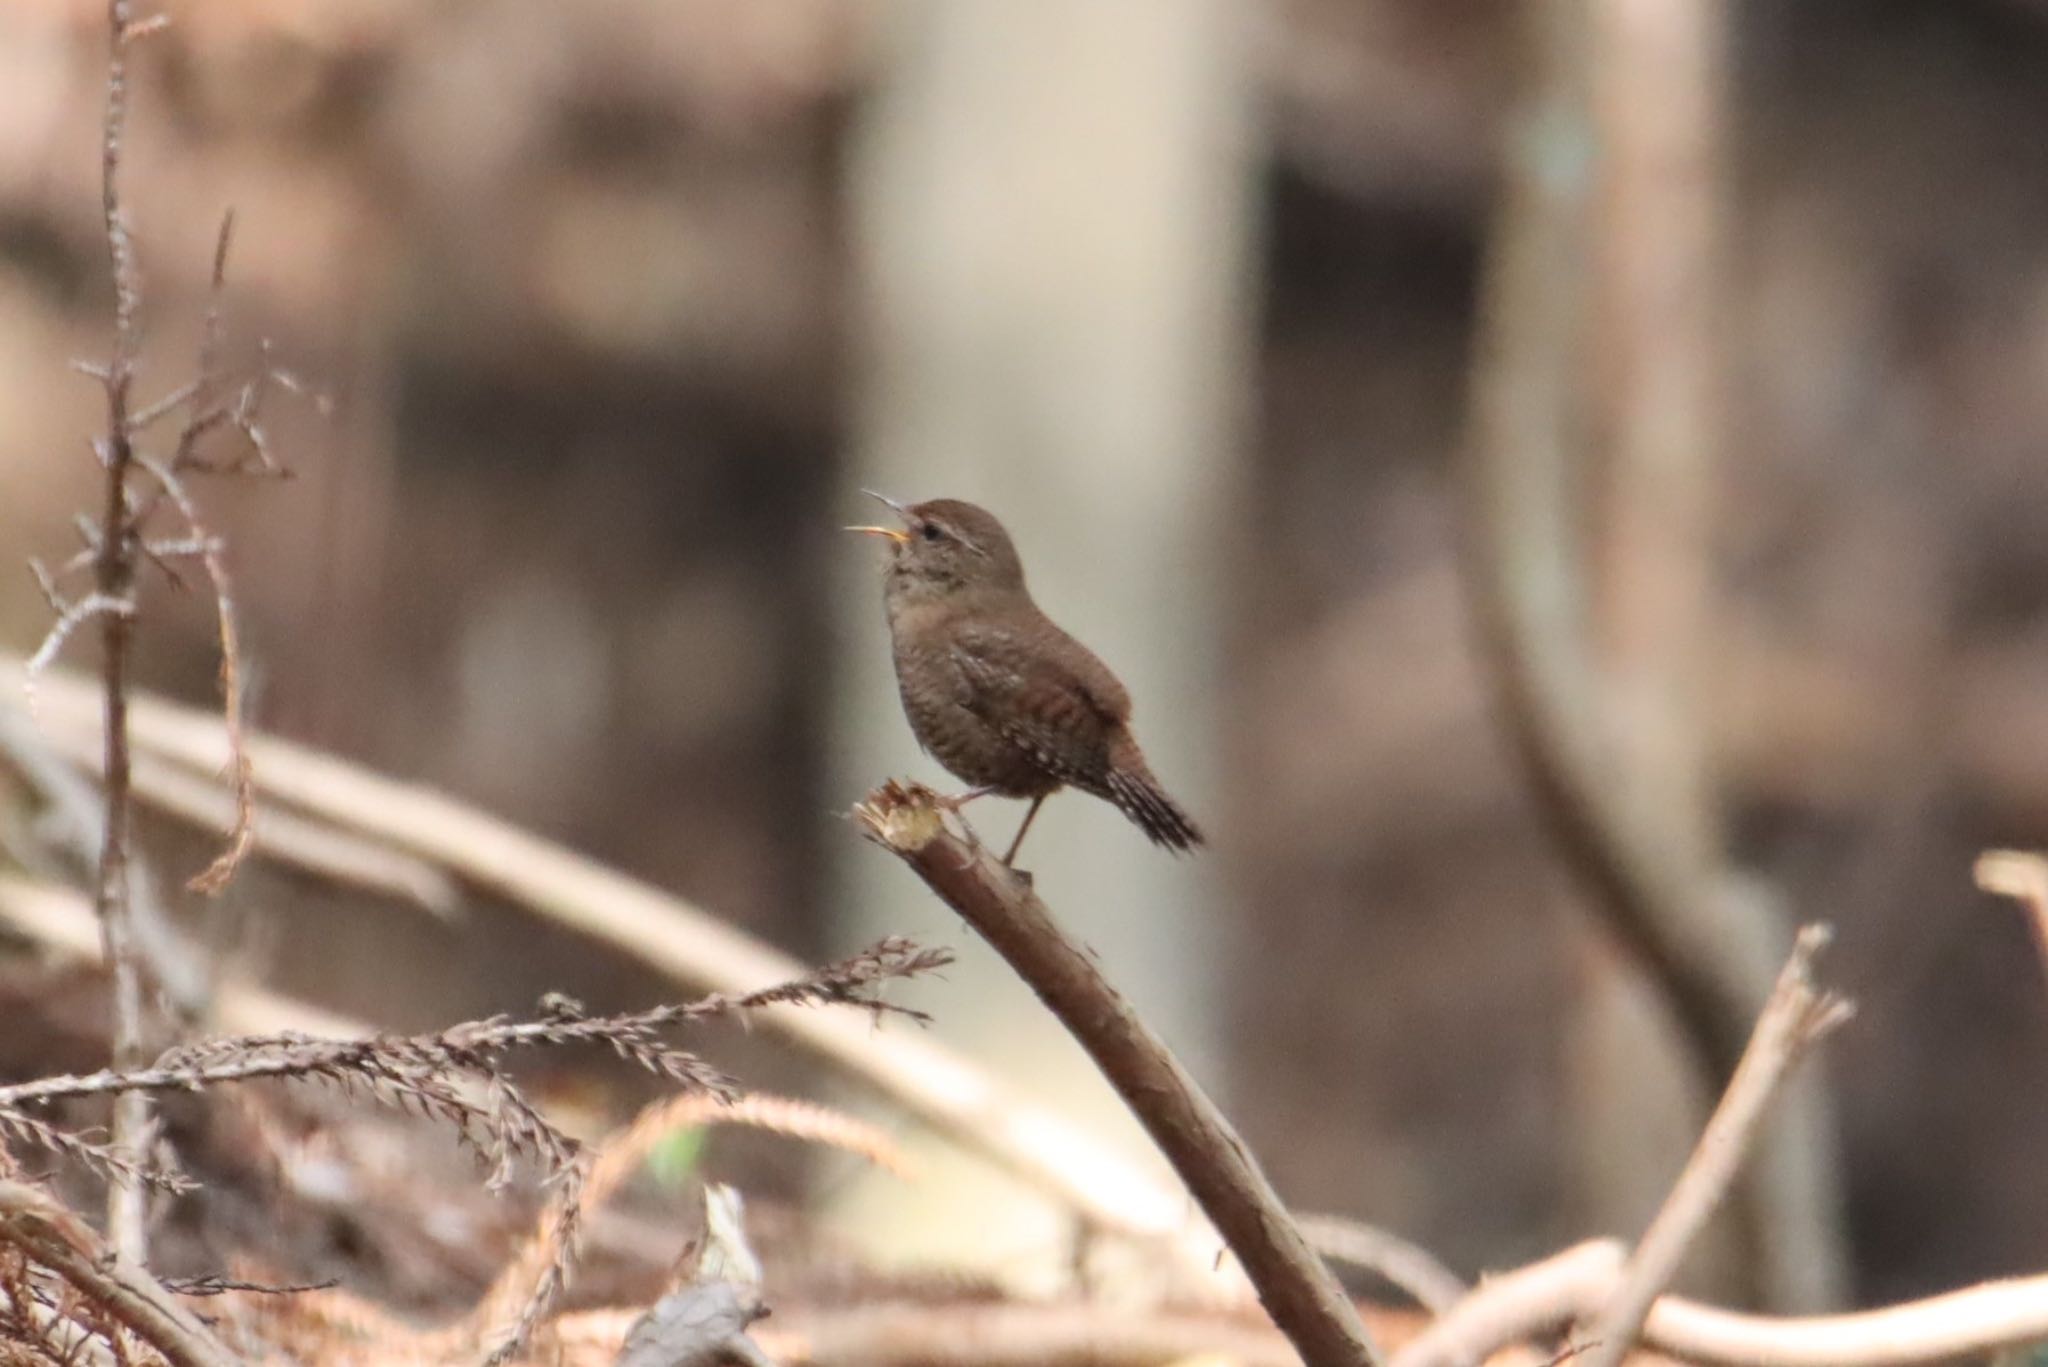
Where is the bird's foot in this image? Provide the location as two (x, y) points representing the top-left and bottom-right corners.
(927, 787), (998, 859)
(920, 791), (988, 857)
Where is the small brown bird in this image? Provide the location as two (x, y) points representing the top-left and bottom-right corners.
(849, 492), (1202, 864)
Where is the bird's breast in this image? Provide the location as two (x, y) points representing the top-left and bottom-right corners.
(886, 608), (1055, 796)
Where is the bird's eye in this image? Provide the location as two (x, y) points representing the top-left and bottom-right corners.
(920, 523), (943, 542)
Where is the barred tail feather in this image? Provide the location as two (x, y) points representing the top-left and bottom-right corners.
(1106, 764), (1204, 852)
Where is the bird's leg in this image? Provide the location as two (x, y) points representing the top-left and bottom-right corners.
(1002, 795), (1048, 866)
(932, 784), (997, 811)
(926, 785), (994, 854)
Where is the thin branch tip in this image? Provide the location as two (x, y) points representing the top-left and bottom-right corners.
(1976, 849), (2048, 985)
(853, 777), (950, 853)
(1780, 922), (1854, 1042)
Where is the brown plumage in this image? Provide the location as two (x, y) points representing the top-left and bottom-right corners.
(849, 494), (1203, 863)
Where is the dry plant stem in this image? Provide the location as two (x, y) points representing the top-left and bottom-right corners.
(855, 780), (1383, 1367)
(1575, 924), (1851, 1367)
(0, 1180), (238, 1367)
(1394, 1240), (1627, 1367)
(0, 874), (370, 1040)
(0, 706), (208, 1010)
(0, 659), (1214, 1275)
(1976, 849), (2048, 979)
(93, 0), (152, 1269)
(3, 696), (456, 917)
(1293, 1212), (1469, 1315)
(124, 747), (459, 915)
(1394, 1237), (2048, 1367)
(752, 1301), (1307, 1367)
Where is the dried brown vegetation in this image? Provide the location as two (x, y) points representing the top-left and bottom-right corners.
(0, 939), (949, 1365)
(13, 3), (2048, 1367)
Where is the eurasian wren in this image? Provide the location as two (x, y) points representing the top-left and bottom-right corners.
(849, 493), (1203, 864)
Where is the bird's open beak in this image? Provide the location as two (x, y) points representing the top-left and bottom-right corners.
(846, 489), (911, 543)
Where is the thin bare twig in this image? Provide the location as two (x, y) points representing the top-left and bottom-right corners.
(1389, 929), (1851, 1367)
(1393, 1240), (1628, 1367)
(131, 453), (252, 895)
(23, 593), (131, 681)
(1575, 925), (1850, 1367)
(91, 0), (151, 1269)
(0, 702), (207, 1013)
(37, 25), (310, 920)
(1294, 1213), (1469, 1315)
(127, 747), (460, 915)
(33, 0), (283, 1273)
(3, 692), (455, 917)
(1393, 1236), (2048, 1367)
(854, 778), (1384, 1367)
(0, 872), (370, 1041)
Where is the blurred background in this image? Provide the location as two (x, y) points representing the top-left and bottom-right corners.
(6, 0), (2048, 1325)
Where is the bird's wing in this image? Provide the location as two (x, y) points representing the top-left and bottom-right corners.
(950, 618), (1128, 787)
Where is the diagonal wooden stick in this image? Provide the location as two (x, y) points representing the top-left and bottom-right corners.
(855, 779), (1384, 1367)
(1575, 924), (1851, 1367)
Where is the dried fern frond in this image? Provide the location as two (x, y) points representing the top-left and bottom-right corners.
(0, 939), (949, 1118)
(0, 1109), (190, 1196)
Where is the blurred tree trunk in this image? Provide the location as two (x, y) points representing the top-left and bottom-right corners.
(1470, 0), (1846, 1314)
(1571, 0), (1742, 1304)
(1584, 0), (1846, 1312)
(827, 0), (1255, 1283)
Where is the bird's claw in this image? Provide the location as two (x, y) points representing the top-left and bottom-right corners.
(925, 795), (984, 855)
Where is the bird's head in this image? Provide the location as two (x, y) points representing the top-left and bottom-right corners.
(847, 493), (1027, 604)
